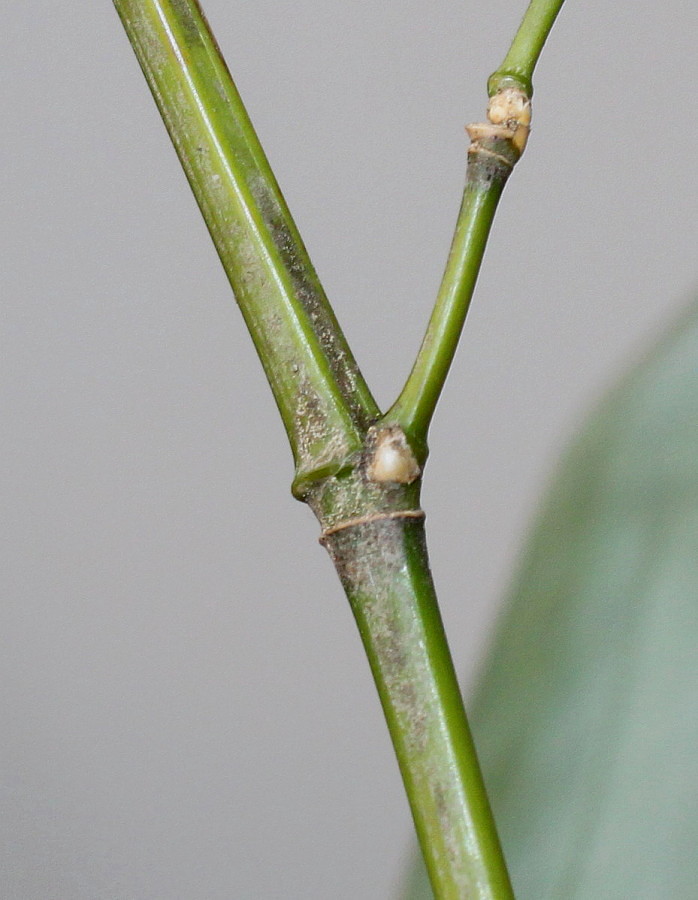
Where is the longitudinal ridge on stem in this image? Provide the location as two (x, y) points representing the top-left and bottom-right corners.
(113, 0), (379, 492)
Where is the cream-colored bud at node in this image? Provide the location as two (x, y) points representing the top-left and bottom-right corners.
(487, 87), (531, 155)
(367, 428), (421, 485)
(487, 88), (531, 127)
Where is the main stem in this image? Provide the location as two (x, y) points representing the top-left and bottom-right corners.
(309, 465), (513, 899)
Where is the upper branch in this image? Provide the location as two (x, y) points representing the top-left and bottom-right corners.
(489, 0), (567, 97)
(382, 0), (565, 463)
(113, 0), (380, 493)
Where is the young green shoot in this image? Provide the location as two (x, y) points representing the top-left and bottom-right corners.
(383, 0), (565, 464)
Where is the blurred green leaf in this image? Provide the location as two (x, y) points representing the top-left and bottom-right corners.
(405, 298), (698, 898)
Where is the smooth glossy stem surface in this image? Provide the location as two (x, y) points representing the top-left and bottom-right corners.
(323, 514), (514, 899)
(113, 0), (379, 487)
(383, 179), (505, 460)
(489, 0), (566, 96)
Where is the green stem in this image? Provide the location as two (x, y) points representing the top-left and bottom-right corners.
(312, 478), (513, 899)
(382, 173), (507, 462)
(113, 1), (568, 897)
(113, 0), (379, 490)
(384, 0), (566, 462)
(489, 0), (567, 97)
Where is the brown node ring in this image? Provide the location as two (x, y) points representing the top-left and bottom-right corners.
(319, 510), (426, 544)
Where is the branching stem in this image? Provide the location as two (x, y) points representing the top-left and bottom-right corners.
(384, 0), (565, 462)
(113, 1), (567, 897)
(381, 164), (508, 462)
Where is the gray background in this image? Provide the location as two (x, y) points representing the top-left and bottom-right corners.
(2, 1), (696, 897)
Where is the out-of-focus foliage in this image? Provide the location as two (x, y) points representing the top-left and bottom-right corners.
(406, 298), (698, 898)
